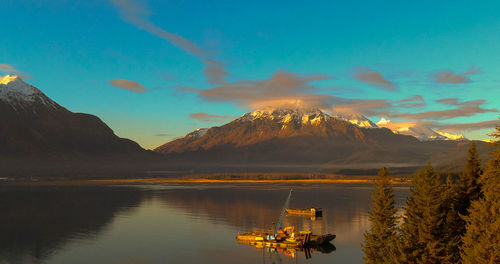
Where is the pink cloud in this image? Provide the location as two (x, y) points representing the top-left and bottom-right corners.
(109, 79), (147, 93)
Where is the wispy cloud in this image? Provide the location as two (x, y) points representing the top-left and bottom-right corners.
(189, 112), (232, 122)
(109, 79), (147, 93)
(353, 67), (397, 91)
(333, 99), (392, 115)
(0, 64), (31, 79)
(109, 0), (227, 84)
(154, 133), (171, 137)
(397, 95), (424, 103)
(175, 71), (336, 109)
(0, 64), (21, 73)
(434, 119), (499, 132)
(332, 95), (426, 116)
(388, 99), (497, 120)
(376, 118), (436, 132)
(436, 98), (460, 105)
(431, 66), (480, 84)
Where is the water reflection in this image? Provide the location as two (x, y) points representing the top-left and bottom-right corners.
(0, 186), (146, 264)
(237, 240), (336, 260)
(0, 183), (409, 264)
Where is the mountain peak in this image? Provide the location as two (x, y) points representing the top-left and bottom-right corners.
(0, 74), (57, 109)
(237, 106), (331, 127)
(376, 118), (468, 141)
(1, 74), (42, 99)
(330, 111), (378, 128)
(0, 74), (21, 85)
(435, 130), (468, 141)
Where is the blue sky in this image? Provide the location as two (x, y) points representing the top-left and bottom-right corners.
(1, 0), (499, 148)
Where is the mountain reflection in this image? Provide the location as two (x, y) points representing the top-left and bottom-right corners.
(154, 185), (374, 232)
(0, 184), (409, 264)
(0, 186), (146, 263)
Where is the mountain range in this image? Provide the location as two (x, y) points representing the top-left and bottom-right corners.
(0, 76), (494, 177)
(155, 107), (489, 173)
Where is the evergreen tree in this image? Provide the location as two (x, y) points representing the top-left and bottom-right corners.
(393, 164), (448, 264)
(461, 127), (500, 264)
(441, 175), (461, 264)
(362, 167), (398, 264)
(457, 142), (483, 215)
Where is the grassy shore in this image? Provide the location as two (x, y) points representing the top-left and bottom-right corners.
(1, 172), (411, 186)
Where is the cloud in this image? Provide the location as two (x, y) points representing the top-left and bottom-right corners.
(109, 0), (227, 84)
(431, 66), (481, 84)
(0, 64), (21, 73)
(202, 58), (228, 85)
(397, 95), (424, 103)
(389, 99), (498, 120)
(436, 98), (460, 105)
(109, 79), (147, 93)
(175, 71), (336, 109)
(332, 95), (426, 116)
(376, 118), (436, 132)
(333, 99), (392, 115)
(189, 112), (232, 122)
(0, 64), (31, 79)
(154, 133), (171, 137)
(394, 95), (426, 108)
(433, 119), (499, 132)
(352, 67), (397, 91)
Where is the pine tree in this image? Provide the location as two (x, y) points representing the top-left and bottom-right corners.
(461, 127), (500, 264)
(362, 167), (398, 264)
(457, 142), (483, 215)
(441, 175), (461, 264)
(393, 164), (448, 264)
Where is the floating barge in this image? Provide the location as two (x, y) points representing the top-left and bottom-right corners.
(236, 228), (335, 249)
(286, 207), (322, 217)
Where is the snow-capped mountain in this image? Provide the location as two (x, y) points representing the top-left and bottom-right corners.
(329, 111), (378, 128)
(434, 131), (467, 141)
(154, 106), (417, 156)
(166, 107), (378, 150)
(0, 75), (58, 110)
(376, 118), (468, 141)
(236, 107), (379, 128)
(236, 107), (332, 127)
(0, 75), (144, 156)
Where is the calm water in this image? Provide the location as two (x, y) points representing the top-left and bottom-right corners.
(0, 183), (409, 264)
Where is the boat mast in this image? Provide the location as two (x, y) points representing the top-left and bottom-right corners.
(276, 189), (293, 233)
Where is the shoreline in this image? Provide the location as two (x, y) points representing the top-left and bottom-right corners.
(0, 176), (411, 186)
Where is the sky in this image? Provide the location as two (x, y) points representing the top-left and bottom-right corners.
(1, 0), (499, 149)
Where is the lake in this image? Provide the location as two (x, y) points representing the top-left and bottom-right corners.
(0, 183), (409, 264)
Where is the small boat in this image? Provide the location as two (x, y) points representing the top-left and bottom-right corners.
(286, 207), (322, 217)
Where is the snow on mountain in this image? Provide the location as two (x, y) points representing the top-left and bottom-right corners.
(179, 109), (465, 143)
(186, 128), (209, 140)
(435, 130), (468, 141)
(376, 118), (468, 141)
(330, 111), (378, 128)
(235, 107), (379, 129)
(236, 107), (332, 127)
(0, 75), (57, 109)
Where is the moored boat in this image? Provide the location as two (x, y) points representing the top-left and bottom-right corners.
(286, 207), (323, 217)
